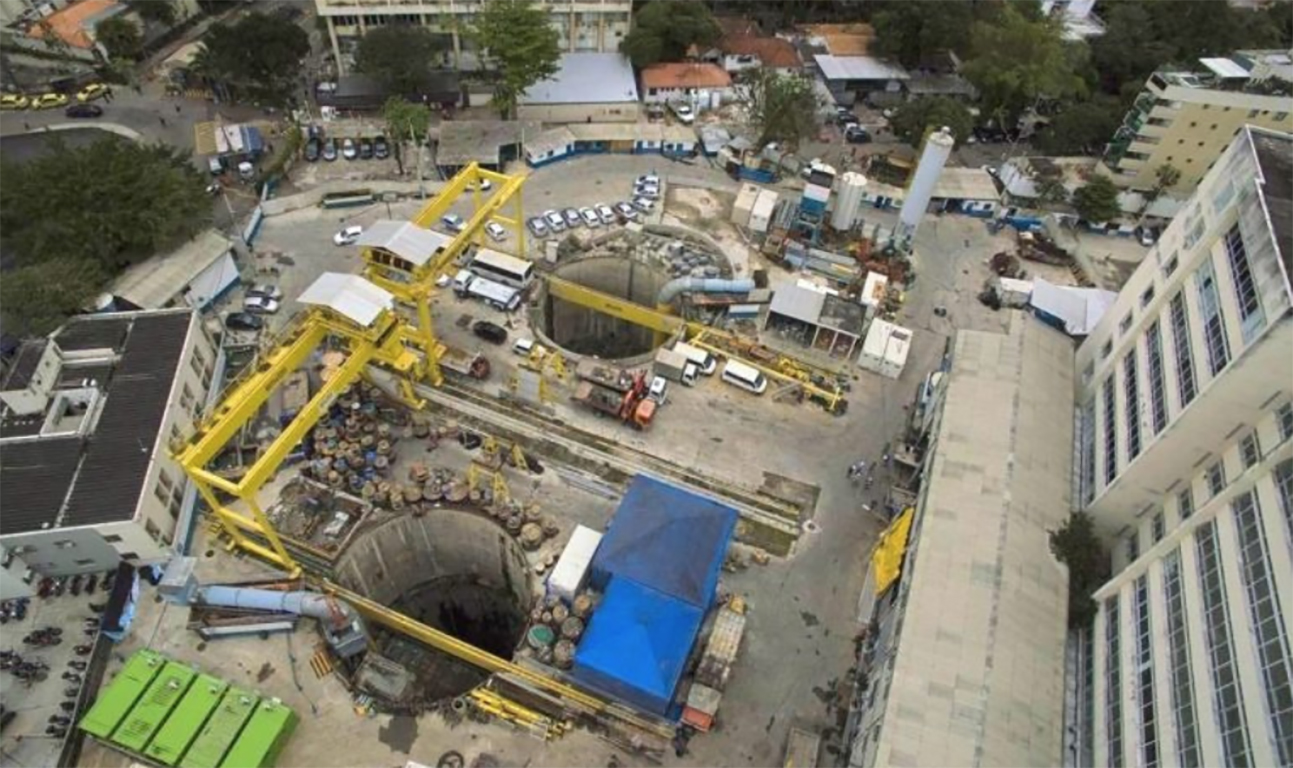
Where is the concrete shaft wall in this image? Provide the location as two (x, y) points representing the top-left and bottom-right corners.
(545, 257), (668, 360)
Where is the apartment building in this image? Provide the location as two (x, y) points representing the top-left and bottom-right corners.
(313, 0), (632, 74)
(0, 310), (217, 597)
(1075, 127), (1293, 767)
(1102, 51), (1293, 195)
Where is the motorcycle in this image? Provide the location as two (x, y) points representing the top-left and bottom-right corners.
(87, 602), (106, 614)
(46, 726), (67, 737)
(52, 577), (66, 597)
(66, 661), (87, 671)
(72, 645), (93, 656)
(49, 715), (71, 725)
(37, 578), (53, 599)
(69, 575), (82, 596)
(61, 672), (81, 683)
(85, 575), (98, 595)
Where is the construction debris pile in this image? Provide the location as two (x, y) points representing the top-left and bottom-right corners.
(267, 479), (370, 555)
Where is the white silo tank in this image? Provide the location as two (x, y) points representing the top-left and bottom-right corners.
(831, 171), (868, 231)
(897, 126), (955, 242)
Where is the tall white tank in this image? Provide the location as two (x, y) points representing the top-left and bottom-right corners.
(830, 171), (868, 231)
(897, 126), (955, 241)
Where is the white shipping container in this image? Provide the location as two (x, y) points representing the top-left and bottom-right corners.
(732, 183), (760, 228)
(749, 190), (779, 233)
(858, 319), (912, 379)
(547, 525), (604, 602)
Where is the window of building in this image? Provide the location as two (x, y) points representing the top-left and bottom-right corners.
(169, 493), (182, 520)
(1145, 322), (1168, 435)
(1231, 491), (1293, 767)
(1133, 575), (1160, 768)
(1223, 224), (1264, 342)
(1206, 460), (1226, 497)
(1195, 521), (1252, 766)
(1161, 550), (1201, 768)
(1195, 260), (1231, 375)
(1239, 431), (1261, 468)
(1104, 595), (1125, 767)
(1119, 313), (1133, 335)
(1248, 108), (1260, 118)
(1162, 252), (1179, 277)
(1126, 529), (1139, 562)
(1212, 180), (1236, 213)
(120, 552), (139, 561)
(1276, 459), (1293, 546)
(1079, 400), (1097, 507)
(1151, 512), (1165, 543)
(1279, 402), (1293, 441)
(180, 383), (196, 412)
(1184, 217), (1205, 249)
(1140, 286), (1155, 308)
(1124, 351), (1142, 460)
(1177, 486), (1194, 520)
(1169, 292), (1197, 407)
(54, 540), (76, 549)
(103, 534), (122, 543)
(1103, 378), (1119, 486)
(1101, 339), (1113, 361)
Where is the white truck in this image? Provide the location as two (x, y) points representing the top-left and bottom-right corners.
(672, 341), (717, 375)
(653, 348), (697, 386)
(453, 270), (521, 312)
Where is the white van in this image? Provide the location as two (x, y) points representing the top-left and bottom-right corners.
(673, 342), (717, 375)
(721, 359), (767, 395)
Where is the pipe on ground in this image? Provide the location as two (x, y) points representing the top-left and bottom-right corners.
(656, 276), (755, 307)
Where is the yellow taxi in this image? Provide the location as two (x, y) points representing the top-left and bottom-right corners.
(75, 83), (108, 103)
(0, 93), (29, 110)
(31, 92), (70, 110)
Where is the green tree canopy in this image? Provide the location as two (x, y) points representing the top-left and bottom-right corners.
(1033, 97), (1123, 155)
(962, 5), (1087, 126)
(1072, 174), (1122, 223)
(469, 0), (562, 119)
(127, 0), (176, 26)
(870, 1), (975, 68)
(619, 0), (721, 69)
(887, 96), (974, 147)
(95, 16), (143, 60)
(1048, 512), (1109, 629)
(194, 12), (310, 105)
(740, 68), (818, 149)
(0, 138), (210, 274)
(0, 258), (110, 338)
(383, 97), (432, 144)
(355, 25), (447, 96)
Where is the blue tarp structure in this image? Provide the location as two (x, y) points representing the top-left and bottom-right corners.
(590, 476), (738, 609)
(573, 576), (704, 717)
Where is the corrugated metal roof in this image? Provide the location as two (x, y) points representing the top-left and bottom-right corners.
(1199, 57), (1250, 78)
(520, 53), (639, 105)
(354, 221), (452, 267)
(298, 273), (393, 328)
(1030, 276), (1117, 336)
(814, 54), (909, 82)
(768, 283), (826, 325)
(1, 340), (48, 391)
(110, 230), (235, 309)
(0, 438), (83, 535)
(932, 167), (999, 202)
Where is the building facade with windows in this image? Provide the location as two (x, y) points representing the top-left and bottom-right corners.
(0, 309), (216, 597)
(313, 0), (632, 74)
(1102, 51), (1293, 195)
(1075, 127), (1293, 767)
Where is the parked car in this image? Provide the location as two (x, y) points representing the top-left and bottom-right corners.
(512, 338), (535, 356)
(242, 295), (280, 314)
(633, 184), (660, 200)
(485, 221), (507, 241)
(304, 137), (321, 161)
(844, 125), (871, 144)
(334, 225), (363, 245)
(358, 137), (374, 159)
(0, 93), (29, 110)
(30, 93), (68, 109)
(527, 217), (550, 237)
(632, 197), (655, 213)
(224, 312), (264, 332)
(75, 83), (107, 103)
(595, 203), (616, 225)
(636, 173), (660, 187)
(562, 208), (581, 228)
(246, 284), (283, 301)
(614, 201), (638, 220)
(341, 138), (357, 160)
(373, 135), (390, 159)
(543, 210), (567, 232)
(441, 213), (466, 233)
(472, 320), (508, 345)
(1137, 226), (1159, 247)
(64, 104), (103, 119)
(579, 207), (600, 227)
(837, 111), (859, 127)
(647, 375), (668, 405)
(670, 102), (695, 125)
(322, 138), (338, 161)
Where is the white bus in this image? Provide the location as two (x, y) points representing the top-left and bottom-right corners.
(721, 359), (767, 395)
(672, 341), (717, 375)
(470, 248), (534, 289)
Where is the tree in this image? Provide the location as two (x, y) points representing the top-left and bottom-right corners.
(871, 1), (974, 68)
(619, 0), (721, 69)
(95, 16), (143, 60)
(1139, 163), (1182, 220)
(1034, 165), (1069, 206)
(196, 12), (310, 105)
(962, 5), (1087, 126)
(383, 97), (432, 175)
(740, 68), (817, 149)
(355, 25), (447, 97)
(1073, 174), (1122, 223)
(0, 258), (109, 338)
(887, 96), (974, 147)
(127, 0), (176, 26)
(1048, 512), (1109, 629)
(1033, 98), (1122, 155)
(469, 0), (562, 119)
(0, 138), (210, 275)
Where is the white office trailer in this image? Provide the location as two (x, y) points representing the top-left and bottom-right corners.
(732, 183), (760, 228)
(749, 190), (780, 234)
(547, 525), (604, 601)
(858, 318), (912, 379)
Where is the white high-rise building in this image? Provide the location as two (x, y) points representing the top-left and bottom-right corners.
(1075, 126), (1293, 767)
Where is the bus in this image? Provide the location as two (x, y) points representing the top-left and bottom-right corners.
(469, 248), (534, 289)
(721, 359), (767, 395)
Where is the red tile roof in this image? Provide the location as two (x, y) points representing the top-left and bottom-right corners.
(721, 35), (803, 69)
(641, 63), (733, 90)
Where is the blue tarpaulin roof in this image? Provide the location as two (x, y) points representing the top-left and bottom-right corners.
(591, 476), (738, 609)
(572, 576), (705, 717)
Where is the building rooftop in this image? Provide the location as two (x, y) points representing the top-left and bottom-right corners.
(0, 310), (194, 536)
(872, 315), (1074, 767)
(355, 221), (452, 268)
(1249, 127), (1293, 277)
(814, 54), (909, 82)
(298, 273), (394, 328)
(719, 34), (803, 69)
(640, 63), (732, 91)
(109, 230), (236, 310)
(799, 23), (875, 56)
(520, 53), (638, 105)
(1, 340), (47, 391)
(434, 120), (540, 166)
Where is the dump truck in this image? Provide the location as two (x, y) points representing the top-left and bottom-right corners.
(439, 347), (491, 380)
(653, 348), (697, 386)
(575, 360), (639, 393)
(571, 376), (655, 430)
